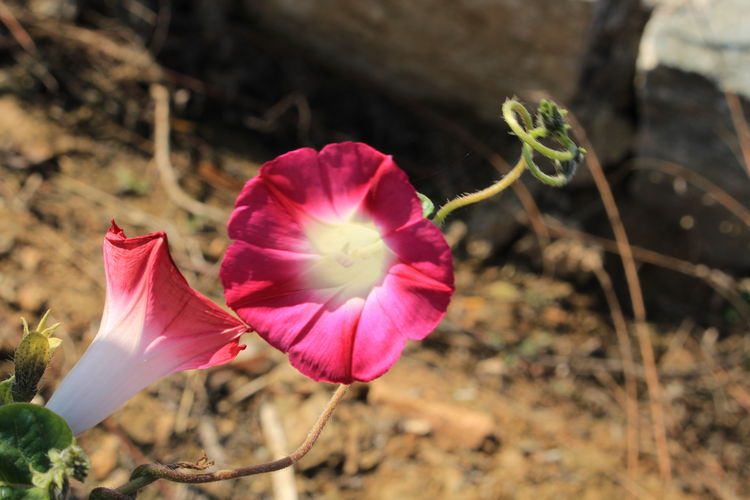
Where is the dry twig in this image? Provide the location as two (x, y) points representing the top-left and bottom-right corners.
(593, 266), (640, 482)
(260, 401), (299, 500)
(567, 113), (673, 487)
(150, 83), (229, 224)
(521, 216), (750, 323)
(0, 1), (35, 52)
(724, 92), (750, 179)
(244, 92), (312, 145)
(631, 157), (750, 227)
(90, 385), (349, 499)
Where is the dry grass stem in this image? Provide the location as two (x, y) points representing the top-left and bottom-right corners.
(724, 91), (750, 179)
(593, 267), (640, 484)
(260, 401), (299, 500)
(567, 113), (673, 488)
(631, 158), (750, 227)
(150, 83), (229, 223)
(0, 1), (35, 52)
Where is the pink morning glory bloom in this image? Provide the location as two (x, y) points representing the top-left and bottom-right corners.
(220, 142), (454, 384)
(47, 222), (247, 435)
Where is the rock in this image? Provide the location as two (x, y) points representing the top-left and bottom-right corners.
(632, 0), (750, 269)
(88, 434), (120, 480)
(638, 0), (750, 99)
(369, 362), (496, 450)
(16, 282), (48, 312)
(243, 0), (597, 120)
(116, 394), (175, 444)
(571, 0), (651, 170)
(237, 0), (658, 262)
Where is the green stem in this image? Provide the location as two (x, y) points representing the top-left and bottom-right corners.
(432, 156), (526, 227)
(522, 143), (575, 188)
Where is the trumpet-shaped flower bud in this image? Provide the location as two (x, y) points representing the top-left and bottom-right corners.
(47, 222), (247, 435)
(221, 142), (454, 384)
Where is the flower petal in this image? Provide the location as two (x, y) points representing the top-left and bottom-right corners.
(350, 290), (409, 381)
(347, 242), (453, 382)
(259, 147), (331, 217)
(361, 159), (424, 235)
(233, 289), (337, 352)
(221, 240), (320, 309)
(48, 222), (247, 435)
(317, 142), (391, 216)
(228, 177), (311, 252)
(383, 218), (455, 292)
(262, 142), (392, 220)
(287, 297), (365, 383)
(221, 143), (454, 384)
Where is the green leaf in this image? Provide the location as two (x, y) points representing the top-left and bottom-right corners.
(0, 378), (13, 406)
(0, 404), (73, 487)
(417, 193), (434, 218)
(0, 484), (50, 499)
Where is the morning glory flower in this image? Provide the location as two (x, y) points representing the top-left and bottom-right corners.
(47, 222), (247, 435)
(220, 142), (454, 384)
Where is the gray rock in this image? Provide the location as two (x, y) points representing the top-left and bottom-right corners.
(638, 0), (750, 99)
(632, 0), (750, 269)
(241, 0), (652, 258)
(243, 0), (597, 121)
(572, 0), (650, 170)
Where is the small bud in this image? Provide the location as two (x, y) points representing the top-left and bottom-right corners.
(537, 99), (567, 139)
(32, 445), (90, 500)
(50, 445), (91, 482)
(12, 311), (62, 402)
(13, 332), (50, 402)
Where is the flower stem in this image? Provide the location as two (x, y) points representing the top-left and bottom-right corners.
(430, 98), (582, 226)
(89, 384), (350, 499)
(502, 99), (577, 162)
(432, 156), (526, 227)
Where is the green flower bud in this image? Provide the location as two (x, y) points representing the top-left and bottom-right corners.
(32, 445), (90, 500)
(12, 311), (62, 403)
(0, 376), (14, 405)
(50, 445), (91, 482)
(537, 99), (567, 139)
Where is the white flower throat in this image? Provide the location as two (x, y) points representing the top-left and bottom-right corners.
(305, 214), (392, 298)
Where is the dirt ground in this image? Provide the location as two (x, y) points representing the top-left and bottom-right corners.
(0, 3), (749, 499)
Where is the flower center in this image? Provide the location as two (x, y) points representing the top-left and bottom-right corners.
(305, 215), (392, 298)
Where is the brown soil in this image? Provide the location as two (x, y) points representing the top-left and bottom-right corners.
(0, 3), (748, 499)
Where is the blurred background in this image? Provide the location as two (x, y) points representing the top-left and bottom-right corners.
(0, 0), (748, 498)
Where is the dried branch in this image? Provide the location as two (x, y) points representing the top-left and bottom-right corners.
(90, 385), (349, 499)
(150, 83), (229, 224)
(0, 1), (35, 52)
(630, 158), (750, 227)
(593, 266), (640, 484)
(567, 113), (673, 487)
(260, 400), (299, 500)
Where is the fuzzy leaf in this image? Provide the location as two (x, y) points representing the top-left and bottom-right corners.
(0, 404), (73, 487)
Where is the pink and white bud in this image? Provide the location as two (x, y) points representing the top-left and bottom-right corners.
(48, 222), (247, 435)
